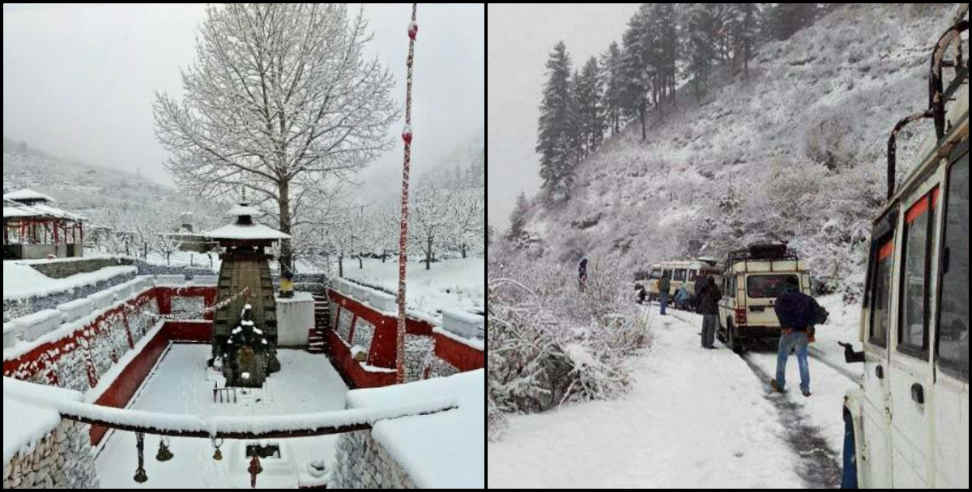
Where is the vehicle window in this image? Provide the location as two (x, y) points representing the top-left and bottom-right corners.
(650, 269), (662, 279)
(937, 154), (969, 380)
(898, 186), (937, 356)
(746, 275), (798, 298)
(673, 269), (686, 281)
(634, 269), (651, 282)
(687, 269), (697, 282)
(869, 238), (894, 347)
(662, 269), (672, 279)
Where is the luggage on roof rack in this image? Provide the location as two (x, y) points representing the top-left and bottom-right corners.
(726, 243), (799, 265)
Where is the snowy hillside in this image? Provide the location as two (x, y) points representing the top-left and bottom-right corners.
(2, 139), (223, 230)
(515, 3), (967, 298)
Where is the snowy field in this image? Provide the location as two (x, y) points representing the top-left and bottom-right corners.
(94, 344), (348, 488)
(340, 257), (484, 324)
(488, 298), (864, 488)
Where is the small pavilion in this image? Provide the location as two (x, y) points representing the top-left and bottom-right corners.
(2, 189), (85, 260)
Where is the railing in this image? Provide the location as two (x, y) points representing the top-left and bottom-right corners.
(3, 376), (457, 439)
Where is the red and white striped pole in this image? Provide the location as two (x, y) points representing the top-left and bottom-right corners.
(396, 4), (418, 384)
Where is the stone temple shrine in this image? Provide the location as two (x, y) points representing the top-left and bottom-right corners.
(205, 201), (290, 387)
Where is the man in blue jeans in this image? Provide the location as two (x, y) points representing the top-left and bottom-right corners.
(770, 276), (821, 397)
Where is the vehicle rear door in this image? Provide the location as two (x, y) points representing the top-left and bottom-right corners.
(744, 273), (797, 327)
(888, 182), (940, 487)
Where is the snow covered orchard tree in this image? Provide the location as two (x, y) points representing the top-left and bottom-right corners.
(409, 179), (453, 270)
(154, 4), (399, 275)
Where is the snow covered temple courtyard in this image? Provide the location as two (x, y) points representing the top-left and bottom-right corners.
(3, 254), (484, 489)
(94, 345), (349, 489)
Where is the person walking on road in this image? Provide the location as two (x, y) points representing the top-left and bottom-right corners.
(698, 276), (721, 348)
(657, 273), (671, 315)
(578, 257), (588, 292)
(771, 276), (825, 397)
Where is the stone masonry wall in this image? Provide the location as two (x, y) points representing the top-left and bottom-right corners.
(331, 430), (416, 489)
(3, 271), (136, 322)
(1, 419), (99, 489)
(30, 257), (134, 279)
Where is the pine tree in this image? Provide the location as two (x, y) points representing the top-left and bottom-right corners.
(686, 4), (718, 101)
(767, 3), (816, 41)
(620, 5), (655, 141)
(599, 41), (624, 136)
(574, 57), (604, 156)
(536, 41), (576, 202)
(507, 192), (529, 241)
(727, 3), (762, 78)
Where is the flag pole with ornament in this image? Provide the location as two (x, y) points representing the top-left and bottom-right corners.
(396, 4), (418, 384)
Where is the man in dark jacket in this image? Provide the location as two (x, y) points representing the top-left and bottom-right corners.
(698, 276), (721, 348)
(771, 276), (824, 397)
(578, 257), (588, 292)
(657, 273), (671, 315)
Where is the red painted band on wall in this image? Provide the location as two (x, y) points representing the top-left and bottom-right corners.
(433, 331), (484, 372)
(325, 329), (397, 388)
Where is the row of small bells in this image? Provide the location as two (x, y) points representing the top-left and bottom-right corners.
(133, 433), (242, 483)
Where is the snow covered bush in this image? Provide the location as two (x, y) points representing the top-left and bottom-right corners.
(487, 246), (649, 438)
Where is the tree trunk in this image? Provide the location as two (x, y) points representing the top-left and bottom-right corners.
(639, 103), (646, 141)
(358, 255), (363, 269)
(425, 236), (432, 270)
(338, 254), (344, 278)
(461, 243), (467, 258)
(277, 178), (294, 277)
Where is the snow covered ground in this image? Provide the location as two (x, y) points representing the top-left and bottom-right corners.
(94, 344), (348, 489)
(340, 257), (484, 324)
(488, 299), (864, 488)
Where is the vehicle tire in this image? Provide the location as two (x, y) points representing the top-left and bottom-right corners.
(728, 319), (743, 354)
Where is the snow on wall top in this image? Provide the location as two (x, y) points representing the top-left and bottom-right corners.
(3, 377), (83, 465)
(345, 369), (485, 488)
(205, 223), (291, 241)
(2, 262), (136, 301)
(3, 188), (55, 203)
(3, 376), (457, 438)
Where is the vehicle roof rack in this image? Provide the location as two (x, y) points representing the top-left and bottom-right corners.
(726, 243), (798, 266)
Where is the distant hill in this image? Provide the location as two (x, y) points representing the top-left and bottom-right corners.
(504, 3), (967, 298)
(2, 137), (223, 230)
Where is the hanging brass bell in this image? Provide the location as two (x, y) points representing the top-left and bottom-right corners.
(134, 466), (148, 483)
(213, 447), (223, 461)
(156, 439), (173, 462)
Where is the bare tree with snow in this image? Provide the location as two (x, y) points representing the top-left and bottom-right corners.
(153, 4), (399, 274)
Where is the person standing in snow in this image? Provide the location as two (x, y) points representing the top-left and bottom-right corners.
(693, 276), (706, 313)
(698, 276), (721, 348)
(674, 284), (692, 310)
(771, 276), (825, 397)
(636, 283), (647, 304)
(657, 272), (671, 315)
(578, 257), (588, 292)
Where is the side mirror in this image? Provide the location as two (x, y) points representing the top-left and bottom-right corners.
(838, 341), (865, 363)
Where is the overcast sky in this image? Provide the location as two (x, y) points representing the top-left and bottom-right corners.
(3, 3), (483, 194)
(487, 4), (638, 230)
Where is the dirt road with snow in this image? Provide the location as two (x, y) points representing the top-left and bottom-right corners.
(488, 304), (860, 488)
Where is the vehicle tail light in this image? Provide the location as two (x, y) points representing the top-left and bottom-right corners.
(735, 308), (746, 325)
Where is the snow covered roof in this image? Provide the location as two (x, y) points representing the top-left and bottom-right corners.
(226, 203), (263, 217)
(2, 201), (84, 221)
(3, 188), (55, 203)
(205, 223), (291, 241)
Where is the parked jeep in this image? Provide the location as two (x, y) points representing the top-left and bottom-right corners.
(716, 243), (812, 353)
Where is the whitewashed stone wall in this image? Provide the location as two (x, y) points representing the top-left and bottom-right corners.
(331, 430), (416, 489)
(170, 296), (205, 317)
(404, 334), (435, 383)
(2, 419), (99, 489)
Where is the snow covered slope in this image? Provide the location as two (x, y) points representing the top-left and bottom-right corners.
(516, 3), (967, 297)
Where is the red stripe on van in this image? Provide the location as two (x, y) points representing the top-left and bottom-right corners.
(905, 195), (929, 224)
(878, 240), (894, 261)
